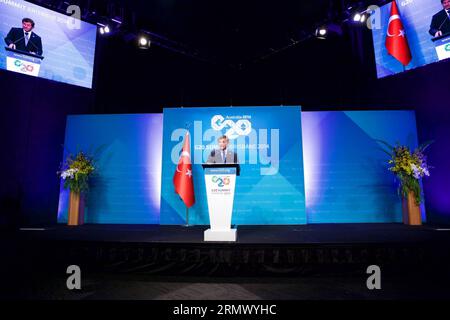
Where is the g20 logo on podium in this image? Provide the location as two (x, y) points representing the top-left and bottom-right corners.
(211, 175), (230, 187)
(14, 59), (34, 73)
(211, 115), (252, 139)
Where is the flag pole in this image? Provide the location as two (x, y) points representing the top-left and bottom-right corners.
(184, 124), (192, 228)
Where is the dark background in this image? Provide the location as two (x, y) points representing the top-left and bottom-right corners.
(1, 0), (449, 227)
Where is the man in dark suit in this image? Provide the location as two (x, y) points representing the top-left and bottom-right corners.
(4, 18), (43, 56)
(429, 0), (450, 37)
(207, 135), (239, 164)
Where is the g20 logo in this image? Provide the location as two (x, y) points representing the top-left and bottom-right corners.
(211, 115), (252, 139)
(445, 44), (450, 52)
(14, 59), (34, 73)
(211, 175), (230, 187)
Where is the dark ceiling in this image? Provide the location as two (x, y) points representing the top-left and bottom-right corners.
(32, 0), (383, 67)
(126, 0), (335, 66)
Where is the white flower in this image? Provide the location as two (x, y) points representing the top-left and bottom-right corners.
(61, 168), (79, 180)
(410, 163), (421, 179)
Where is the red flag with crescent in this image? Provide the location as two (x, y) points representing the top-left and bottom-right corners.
(173, 132), (195, 207)
(385, 0), (412, 66)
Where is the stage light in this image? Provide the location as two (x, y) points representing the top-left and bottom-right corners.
(351, 11), (368, 24)
(353, 13), (362, 22)
(315, 27), (328, 39)
(315, 23), (343, 40)
(138, 36), (151, 49)
(140, 37), (148, 46)
(98, 24), (111, 35)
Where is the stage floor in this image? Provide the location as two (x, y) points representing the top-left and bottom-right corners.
(3, 223), (450, 292)
(15, 223), (450, 245)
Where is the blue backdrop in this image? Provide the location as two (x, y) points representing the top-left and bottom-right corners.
(0, 0), (97, 88)
(57, 114), (162, 224)
(58, 109), (424, 224)
(160, 106), (307, 225)
(372, 0), (442, 78)
(302, 110), (425, 223)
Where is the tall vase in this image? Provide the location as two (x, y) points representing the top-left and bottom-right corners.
(402, 191), (422, 226)
(68, 191), (85, 226)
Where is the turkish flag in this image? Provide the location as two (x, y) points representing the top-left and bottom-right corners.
(173, 132), (195, 208)
(385, 1), (412, 66)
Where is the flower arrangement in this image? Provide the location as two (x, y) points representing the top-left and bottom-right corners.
(379, 140), (433, 205)
(58, 151), (95, 194)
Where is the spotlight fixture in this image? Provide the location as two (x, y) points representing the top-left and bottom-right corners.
(351, 11), (369, 24)
(314, 23), (343, 39)
(139, 37), (148, 46)
(353, 13), (362, 22)
(98, 24), (111, 35)
(315, 26), (328, 39)
(360, 14), (367, 23)
(138, 36), (151, 49)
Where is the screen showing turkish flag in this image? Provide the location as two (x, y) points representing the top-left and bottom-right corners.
(371, 0), (450, 78)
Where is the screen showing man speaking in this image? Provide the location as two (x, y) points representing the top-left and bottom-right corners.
(0, 0), (97, 88)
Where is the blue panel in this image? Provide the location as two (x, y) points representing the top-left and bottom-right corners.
(302, 110), (426, 223)
(57, 110), (424, 225)
(160, 106), (306, 225)
(57, 114), (162, 224)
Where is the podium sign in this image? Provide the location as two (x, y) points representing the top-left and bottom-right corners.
(432, 34), (450, 61)
(203, 165), (237, 242)
(5, 47), (43, 77)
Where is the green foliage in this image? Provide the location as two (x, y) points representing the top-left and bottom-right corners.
(396, 172), (422, 205)
(376, 139), (433, 205)
(59, 151), (95, 194)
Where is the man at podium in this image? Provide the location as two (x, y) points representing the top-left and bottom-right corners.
(203, 135), (239, 242)
(207, 135), (239, 164)
(4, 18), (43, 56)
(429, 0), (450, 37)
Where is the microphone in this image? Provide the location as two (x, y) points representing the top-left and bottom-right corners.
(438, 12), (449, 32)
(28, 38), (39, 51)
(8, 35), (26, 49)
(12, 32), (32, 45)
(26, 33), (43, 56)
(11, 35), (24, 44)
(7, 35), (42, 57)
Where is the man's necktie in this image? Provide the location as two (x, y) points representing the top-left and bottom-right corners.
(222, 151), (226, 163)
(24, 32), (29, 46)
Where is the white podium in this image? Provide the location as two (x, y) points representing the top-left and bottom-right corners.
(432, 33), (450, 61)
(202, 163), (240, 242)
(5, 47), (44, 77)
